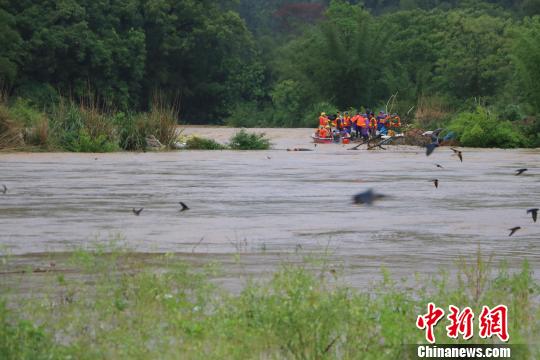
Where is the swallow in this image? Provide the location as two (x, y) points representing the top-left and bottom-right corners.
(426, 142), (439, 156)
(527, 208), (538, 223)
(266, 156), (271, 159)
(515, 168), (528, 175)
(451, 148), (463, 162)
(431, 179), (439, 188)
(179, 202), (190, 212)
(508, 226), (521, 237)
(435, 164), (444, 169)
(352, 189), (386, 206)
(132, 208), (143, 216)
(1, 184), (6, 194)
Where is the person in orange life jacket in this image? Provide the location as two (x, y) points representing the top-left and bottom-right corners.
(360, 114), (369, 140)
(327, 113), (337, 128)
(376, 111), (386, 130)
(318, 126), (329, 138)
(319, 112), (328, 127)
(333, 111), (341, 128)
(351, 112), (360, 138)
(336, 115), (343, 131)
(342, 113), (351, 135)
(369, 113), (377, 137)
(391, 114), (401, 129)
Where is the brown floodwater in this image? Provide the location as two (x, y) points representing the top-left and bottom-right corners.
(1, 128), (539, 289)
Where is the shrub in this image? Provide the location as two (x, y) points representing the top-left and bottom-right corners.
(448, 106), (527, 148)
(64, 128), (118, 153)
(0, 104), (24, 150)
(6, 99), (50, 148)
(114, 112), (148, 151)
(185, 135), (226, 150)
(49, 100), (118, 152)
(229, 129), (271, 150)
(144, 94), (179, 147)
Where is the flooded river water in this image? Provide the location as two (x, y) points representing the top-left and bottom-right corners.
(1, 128), (539, 289)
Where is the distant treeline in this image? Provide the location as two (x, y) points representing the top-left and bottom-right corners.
(1, 0), (540, 135)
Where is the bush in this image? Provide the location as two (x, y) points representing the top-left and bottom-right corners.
(114, 112), (148, 151)
(448, 106), (528, 148)
(0, 104), (24, 150)
(6, 99), (50, 148)
(144, 94), (179, 147)
(49, 100), (118, 152)
(229, 129), (271, 150)
(185, 135), (226, 150)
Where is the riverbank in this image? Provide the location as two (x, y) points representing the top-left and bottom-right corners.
(1, 247), (538, 359)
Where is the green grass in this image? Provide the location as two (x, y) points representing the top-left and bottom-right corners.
(1, 246), (539, 359)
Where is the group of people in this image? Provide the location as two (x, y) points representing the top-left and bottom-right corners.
(316, 110), (401, 141)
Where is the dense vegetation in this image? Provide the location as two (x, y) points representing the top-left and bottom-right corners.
(1, 246), (539, 358)
(1, 0), (540, 147)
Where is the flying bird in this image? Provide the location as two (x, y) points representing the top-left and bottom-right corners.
(515, 168), (528, 175)
(451, 148), (463, 162)
(508, 226), (521, 237)
(527, 208), (538, 223)
(132, 208), (143, 216)
(179, 202), (190, 212)
(426, 142), (439, 156)
(266, 156), (271, 159)
(431, 179), (439, 188)
(435, 164), (444, 169)
(352, 189), (386, 206)
(1, 184), (6, 194)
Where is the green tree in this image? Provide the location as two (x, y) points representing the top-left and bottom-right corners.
(433, 9), (513, 100)
(512, 16), (540, 112)
(0, 7), (22, 86)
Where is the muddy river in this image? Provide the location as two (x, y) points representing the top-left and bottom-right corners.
(1, 128), (539, 289)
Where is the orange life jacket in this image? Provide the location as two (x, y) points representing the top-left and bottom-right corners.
(343, 116), (351, 127)
(369, 117), (377, 128)
(319, 128), (328, 138)
(392, 116), (401, 127)
(319, 116), (328, 126)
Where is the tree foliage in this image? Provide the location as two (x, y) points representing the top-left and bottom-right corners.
(1, 0), (540, 134)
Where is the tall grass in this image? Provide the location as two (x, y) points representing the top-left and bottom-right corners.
(0, 93), (182, 152)
(1, 246), (538, 359)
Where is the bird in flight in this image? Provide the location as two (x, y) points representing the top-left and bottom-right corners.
(352, 189), (386, 206)
(132, 208), (143, 216)
(1, 184), (6, 194)
(508, 226), (521, 237)
(527, 208), (538, 223)
(515, 168), (528, 175)
(179, 202), (190, 212)
(431, 179), (439, 188)
(451, 148), (463, 162)
(426, 142), (439, 156)
(435, 164), (444, 169)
